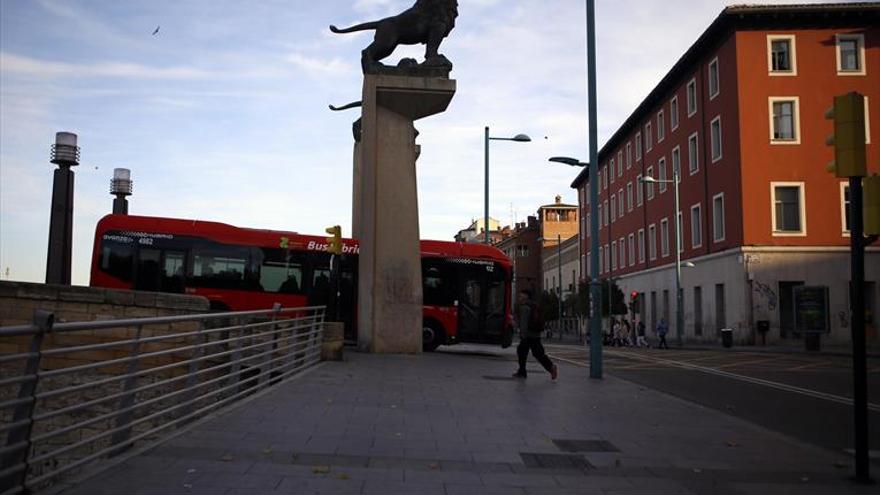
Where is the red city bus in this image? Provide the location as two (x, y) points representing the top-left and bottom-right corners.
(90, 214), (513, 351)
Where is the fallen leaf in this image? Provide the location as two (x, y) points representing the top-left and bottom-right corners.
(262, 447), (273, 455)
(186, 468), (197, 474)
(182, 483), (193, 490)
(428, 463), (440, 470)
(313, 465), (330, 474)
(336, 473), (350, 480)
(220, 454), (234, 462)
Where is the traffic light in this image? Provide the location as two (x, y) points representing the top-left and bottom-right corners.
(325, 225), (343, 255)
(865, 175), (880, 236)
(825, 92), (866, 178)
(630, 290), (639, 302)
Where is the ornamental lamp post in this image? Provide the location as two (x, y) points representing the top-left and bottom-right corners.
(45, 132), (80, 285)
(110, 168), (133, 215)
(484, 127), (531, 244)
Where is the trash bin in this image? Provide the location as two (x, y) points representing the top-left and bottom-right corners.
(721, 328), (733, 348)
(757, 320), (770, 345)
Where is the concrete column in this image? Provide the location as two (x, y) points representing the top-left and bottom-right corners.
(357, 74), (455, 353)
(352, 139), (362, 239)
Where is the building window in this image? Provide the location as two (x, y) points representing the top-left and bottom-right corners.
(671, 146), (681, 179)
(603, 199), (609, 226)
(638, 229), (646, 263)
(610, 159), (615, 184)
(657, 110), (665, 142)
(708, 57), (719, 99)
(688, 132), (699, 174)
(768, 35), (796, 75)
(841, 182), (850, 234)
(769, 97), (800, 144)
(646, 166), (655, 200)
(618, 189), (624, 218)
(713, 192), (725, 242)
(635, 132), (642, 160)
(648, 224), (657, 260)
(626, 142), (632, 169)
(597, 203), (602, 229)
(628, 233), (635, 267)
(617, 151), (624, 177)
(660, 218), (670, 257)
(611, 240), (617, 271)
(691, 203), (702, 248)
(771, 182), (806, 235)
(636, 175), (644, 206)
(604, 244), (610, 274)
(619, 237), (626, 269)
(645, 122), (653, 151)
(710, 116), (722, 162)
(671, 96), (679, 130)
(658, 157), (667, 193)
(836, 33), (865, 75)
(686, 78), (697, 117)
(598, 246), (603, 274)
(677, 212), (683, 253)
(627, 182), (633, 212)
(610, 194), (616, 222)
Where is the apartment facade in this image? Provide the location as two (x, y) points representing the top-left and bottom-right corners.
(571, 3), (879, 345)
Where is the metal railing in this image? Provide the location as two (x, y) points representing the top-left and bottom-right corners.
(0, 304), (325, 495)
(544, 317), (587, 344)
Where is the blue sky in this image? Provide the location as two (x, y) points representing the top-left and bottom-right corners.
(0, 0), (838, 285)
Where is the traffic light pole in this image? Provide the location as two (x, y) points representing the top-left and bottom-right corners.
(849, 177), (870, 484)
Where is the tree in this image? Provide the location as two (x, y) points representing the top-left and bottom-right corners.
(540, 290), (560, 321)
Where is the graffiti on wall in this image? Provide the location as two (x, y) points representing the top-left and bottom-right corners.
(753, 281), (778, 312)
(838, 310), (849, 328)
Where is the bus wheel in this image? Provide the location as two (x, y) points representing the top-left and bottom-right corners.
(422, 321), (445, 352)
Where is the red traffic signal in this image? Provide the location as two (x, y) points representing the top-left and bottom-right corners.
(631, 291), (639, 301)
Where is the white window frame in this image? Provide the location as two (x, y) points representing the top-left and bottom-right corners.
(597, 203), (602, 229)
(648, 224), (657, 261)
(840, 182), (851, 235)
(770, 181), (807, 236)
(610, 194), (616, 222)
(645, 122), (653, 151)
(628, 234), (635, 267)
(598, 246), (604, 274)
(691, 203), (702, 249)
(710, 115), (722, 162)
(712, 192), (725, 242)
(611, 240), (617, 271)
(865, 96), (872, 144)
(604, 244), (610, 274)
(769, 97), (801, 145)
(657, 110), (665, 143)
(659, 157), (668, 193)
(708, 56), (720, 100)
(618, 189), (624, 218)
(610, 159), (615, 184)
(635, 132), (643, 160)
(767, 34), (797, 76)
(646, 166), (655, 200)
(619, 237), (626, 270)
(671, 145), (681, 179)
(688, 132), (699, 175)
(686, 78), (697, 117)
(626, 142), (632, 169)
(617, 151), (624, 177)
(638, 228), (646, 263)
(636, 175), (644, 206)
(836, 33), (865, 76)
(670, 96), (679, 131)
(603, 199), (609, 226)
(660, 218), (670, 257)
(627, 182), (633, 212)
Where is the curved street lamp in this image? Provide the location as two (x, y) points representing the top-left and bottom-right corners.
(484, 127), (531, 244)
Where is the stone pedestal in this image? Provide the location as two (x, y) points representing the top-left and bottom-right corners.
(357, 74), (455, 353)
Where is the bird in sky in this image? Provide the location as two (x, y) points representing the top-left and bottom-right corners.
(152, 25), (160, 35)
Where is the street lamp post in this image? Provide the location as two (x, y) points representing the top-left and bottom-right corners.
(548, 156), (600, 376)
(484, 127), (531, 244)
(640, 168), (685, 346)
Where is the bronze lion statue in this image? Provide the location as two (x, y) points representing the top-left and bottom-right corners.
(330, 0), (458, 73)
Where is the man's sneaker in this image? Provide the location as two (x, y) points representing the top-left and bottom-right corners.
(512, 371), (527, 379)
(550, 364), (558, 380)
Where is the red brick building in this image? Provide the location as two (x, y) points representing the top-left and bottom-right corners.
(571, 3), (879, 345)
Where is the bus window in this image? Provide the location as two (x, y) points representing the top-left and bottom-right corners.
(192, 247), (249, 290)
(100, 241), (134, 282)
(135, 248), (161, 291)
(422, 259), (456, 306)
(161, 251), (186, 293)
(259, 248), (304, 294)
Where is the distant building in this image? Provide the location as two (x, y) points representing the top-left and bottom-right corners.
(495, 216), (540, 296)
(571, 3), (879, 345)
(542, 234), (581, 305)
(455, 217), (502, 244)
(538, 196), (579, 248)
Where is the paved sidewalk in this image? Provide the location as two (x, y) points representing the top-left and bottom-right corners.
(56, 349), (873, 494)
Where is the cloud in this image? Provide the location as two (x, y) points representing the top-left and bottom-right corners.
(0, 53), (214, 80)
(285, 53), (355, 78)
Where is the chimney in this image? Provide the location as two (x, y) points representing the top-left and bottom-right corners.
(555, 195), (562, 204)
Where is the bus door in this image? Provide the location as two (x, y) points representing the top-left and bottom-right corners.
(457, 261), (505, 343)
(339, 256), (358, 342)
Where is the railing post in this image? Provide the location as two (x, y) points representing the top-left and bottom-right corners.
(178, 320), (206, 423)
(109, 324), (144, 456)
(312, 307), (325, 364)
(258, 304), (282, 389)
(224, 317), (244, 399)
(1, 310), (53, 494)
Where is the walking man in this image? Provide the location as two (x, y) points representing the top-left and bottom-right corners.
(636, 319), (648, 348)
(657, 317), (669, 349)
(512, 289), (558, 380)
